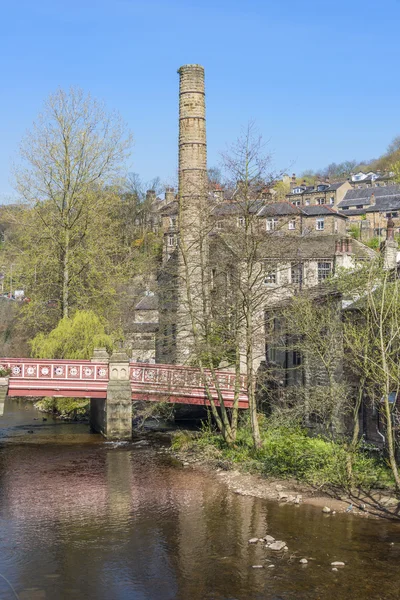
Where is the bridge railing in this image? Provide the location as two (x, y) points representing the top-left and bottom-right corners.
(0, 358), (249, 408)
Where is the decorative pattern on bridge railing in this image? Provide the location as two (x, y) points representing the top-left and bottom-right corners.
(130, 363), (247, 394)
(0, 359), (109, 381)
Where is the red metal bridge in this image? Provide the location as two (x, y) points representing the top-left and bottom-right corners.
(0, 358), (249, 409)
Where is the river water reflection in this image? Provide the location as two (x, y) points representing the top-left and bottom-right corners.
(0, 399), (400, 599)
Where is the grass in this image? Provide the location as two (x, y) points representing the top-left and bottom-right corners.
(172, 417), (395, 491)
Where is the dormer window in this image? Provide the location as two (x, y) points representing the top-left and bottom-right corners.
(317, 185), (328, 191)
(293, 187), (304, 194)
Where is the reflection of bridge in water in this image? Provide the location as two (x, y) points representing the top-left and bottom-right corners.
(0, 356), (249, 440)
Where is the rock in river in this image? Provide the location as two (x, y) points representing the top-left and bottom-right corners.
(269, 541), (286, 551)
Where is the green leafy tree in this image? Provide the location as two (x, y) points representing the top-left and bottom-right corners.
(12, 87), (133, 321)
(30, 310), (114, 359)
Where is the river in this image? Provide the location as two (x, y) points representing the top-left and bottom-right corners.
(0, 399), (399, 599)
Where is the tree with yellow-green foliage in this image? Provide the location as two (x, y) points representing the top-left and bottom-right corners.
(9, 87), (133, 330)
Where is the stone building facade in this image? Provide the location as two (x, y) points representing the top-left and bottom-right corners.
(131, 65), (379, 379)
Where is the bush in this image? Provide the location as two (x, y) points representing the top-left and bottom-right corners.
(185, 419), (394, 491)
(30, 310), (114, 359)
(366, 237), (380, 250)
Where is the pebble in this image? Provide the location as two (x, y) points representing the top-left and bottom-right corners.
(322, 506), (331, 513)
(252, 565), (263, 569)
(267, 564), (275, 568)
(248, 538), (259, 544)
(278, 492), (288, 500)
(332, 567), (338, 572)
(299, 558), (308, 564)
(331, 561), (345, 566)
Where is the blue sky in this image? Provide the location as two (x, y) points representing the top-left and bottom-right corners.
(1, 0), (400, 199)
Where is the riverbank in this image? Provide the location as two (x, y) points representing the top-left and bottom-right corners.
(168, 428), (400, 521)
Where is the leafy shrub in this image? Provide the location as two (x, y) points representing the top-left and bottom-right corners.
(35, 397), (89, 418)
(366, 237), (380, 250)
(0, 367), (11, 377)
(30, 310), (114, 359)
(185, 418), (394, 491)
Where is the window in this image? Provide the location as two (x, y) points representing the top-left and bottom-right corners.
(293, 350), (301, 366)
(316, 198), (325, 206)
(168, 233), (175, 247)
(266, 217), (278, 231)
(329, 196), (334, 205)
(294, 200), (301, 207)
(211, 268), (217, 290)
(316, 218), (325, 230)
(334, 220), (338, 232)
(237, 216), (245, 227)
(288, 219), (296, 230)
(318, 262), (332, 283)
(169, 216), (177, 228)
(216, 220), (224, 230)
(291, 263), (303, 284)
(264, 264), (277, 284)
(305, 199), (310, 206)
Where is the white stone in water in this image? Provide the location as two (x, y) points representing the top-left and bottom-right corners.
(331, 561), (345, 566)
(322, 506), (331, 513)
(332, 567), (338, 572)
(264, 535), (275, 543)
(268, 564), (275, 568)
(299, 558), (308, 564)
(269, 541), (286, 551)
(248, 538), (259, 544)
(252, 565), (263, 569)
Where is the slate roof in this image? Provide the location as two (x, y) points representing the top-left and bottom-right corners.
(257, 235), (374, 260)
(134, 295), (158, 311)
(340, 209), (366, 216)
(213, 200), (265, 216)
(365, 196), (400, 212)
(287, 181), (347, 197)
(301, 205), (347, 218)
(257, 202), (301, 217)
(338, 184), (400, 207)
(159, 201), (178, 216)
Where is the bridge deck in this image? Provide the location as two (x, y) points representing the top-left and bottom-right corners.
(0, 359), (249, 409)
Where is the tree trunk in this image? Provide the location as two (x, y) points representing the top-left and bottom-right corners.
(62, 231), (70, 319)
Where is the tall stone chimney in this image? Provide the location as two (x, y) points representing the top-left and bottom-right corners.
(174, 64), (208, 363)
(177, 64), (207, 237)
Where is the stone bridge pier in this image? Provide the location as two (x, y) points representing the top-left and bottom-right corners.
(90, 350), (132, 441)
